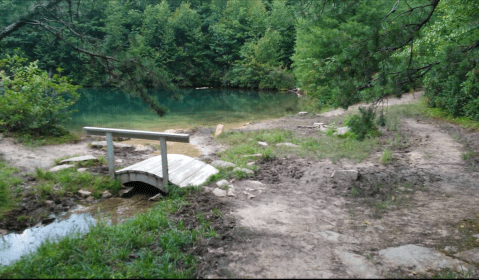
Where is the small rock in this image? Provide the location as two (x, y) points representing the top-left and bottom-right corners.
(245, 180), (266, 188)
(90, 141), (132, 149)
(473, 234), (479, 239)
(115, 159), (123, 164)
(298, 111), (308, 116)
(247, 161), (255, 166)
(148, 193), (163, 201)
(319, 126), (328, 132)
(77, 168), (88, 173)
(66, 191), (74, 197)
(207, 247), (225, 255)
(215, 124), (224, 137)
(120, 187), (134, 197)
(203, 186), (213, 193)
(333, 127), (350, 135)
(444, 246), (458, 253)
(455, 248), (479, 263)
(45, 200), (54, 206)
(78, 190), (92, 198)
(0, 229), (7, 236)
(276, 143), (299, 148)
(216, 180), (230, 188)
(313, 123), (324, 128)
(233, 167), (254, 175)
(227, 188), (236, 197)
(374, 225), (385, 231)
(102, 190), (113, 199)
(243, 191), (255, 199)
(86, 196), (95, 202)
(49, 164), (75, 173)
(213, 188), (227, 197)
(211, 160), (236, 168)
(134, 145), (153, 152)
(257, 141), (268, 147)
(60, 155), (97, 164)
(331, 170), (359, 181)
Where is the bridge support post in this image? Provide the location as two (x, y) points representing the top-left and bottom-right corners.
(106, 132), (115, 179)
(160, 136), (168, 188)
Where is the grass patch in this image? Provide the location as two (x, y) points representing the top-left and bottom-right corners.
(33, 168), (122, 199)
(9, 130), (81, 148)
(0, 186), (218, 278)
(431, 268), (473, 279)
(218, 128), (378, 164)
(0, 160), (23, 220)
(381, 149), (393, 164)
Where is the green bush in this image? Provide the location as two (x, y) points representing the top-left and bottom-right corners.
(346, 107), (379, 141)
(0, 54), (81, 136)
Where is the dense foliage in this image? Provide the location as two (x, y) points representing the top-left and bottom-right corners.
(1, 0), (477, 122)
(0, 54), (80, 135)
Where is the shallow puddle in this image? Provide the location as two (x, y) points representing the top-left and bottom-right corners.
(0, 186), (158, 267)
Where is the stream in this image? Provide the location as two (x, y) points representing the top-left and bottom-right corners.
(0, 189), (155, 266)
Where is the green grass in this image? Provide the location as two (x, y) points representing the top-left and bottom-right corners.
(217, 128), (378, 164)
(0, 186), (218, 278)
(34, 168), (122, 199)
(0, 160), (23, 220)
(381, 148), (393, 164)
(9, 130), (81, 147)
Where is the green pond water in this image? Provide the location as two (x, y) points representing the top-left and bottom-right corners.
(67, 88), (299, 132)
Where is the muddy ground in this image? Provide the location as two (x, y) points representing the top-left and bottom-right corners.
(1, 92), (479, 278)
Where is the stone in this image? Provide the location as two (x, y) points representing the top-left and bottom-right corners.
(227, 188), (236, 197)
(0, 229), (8, 236)
(243, 191), (255, 199)
(318, 231), (359, 244)
(215, 124), (224, 137)
(313, 123), (324, 128)
(216, 180), (230, 188)
(333, 127), (350, 136)
(148, 193), (163, 201)
(298, 111), (308, 116)
(257, 141), (268, 146)
(379, 244), (471, 273)
(41, 217), (55, 225)
(444, 246), (458, 254)
(276, 143), (299, 148)
(77, 168), (88, 173)
(335, 250), (380, 278)
(60, 155), (97, 164)
(45, 200), (54, 206)
(331, 170), (359, 181)
(90, 141), (132, 149)
(455, 248), (479, 263)
(233, 167), (254, 175)
(78, 190), (92, 198)
(473, 234), (479, 239)
(213, 188), (227, 197)
(203, 186), (213, 192)
(115, 159), (123, 164)
(66, 191), (74, 197)
(211, 160), (236, 168)
(319, 126), (328, 132)
(134, 145), (153, 152)
(86, 196), (95, 202)
(247, 161), (255, 166)
(49, 164), (75, 173)
(102, 190), (113, 199)
(245, 180), (266, 188)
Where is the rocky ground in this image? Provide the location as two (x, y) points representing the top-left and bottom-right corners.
(1, 92), (479, 278)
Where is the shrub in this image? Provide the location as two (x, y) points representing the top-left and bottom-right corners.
(346, 107), (379, 141)
(0, 54), (81, 136)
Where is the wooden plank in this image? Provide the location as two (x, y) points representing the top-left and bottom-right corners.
(170, 160), (208, 186)
(178, 165), (219, 187)
(106, 132), (115, 179)
(83, 127), (189, 143)
(160, 137), (168, 187)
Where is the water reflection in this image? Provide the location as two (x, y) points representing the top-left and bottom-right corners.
(0, 214), (96, 266)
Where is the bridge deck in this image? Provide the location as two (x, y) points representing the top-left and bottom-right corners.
(116, 154), (218, 192)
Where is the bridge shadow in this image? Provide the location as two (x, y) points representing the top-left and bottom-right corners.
(121, 181), (166, 198)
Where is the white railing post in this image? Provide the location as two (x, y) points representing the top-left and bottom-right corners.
(105, 132), (115, 179)
(160, 136), (168, 187)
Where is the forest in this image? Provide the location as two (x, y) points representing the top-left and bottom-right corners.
(0, 0), (478, 135)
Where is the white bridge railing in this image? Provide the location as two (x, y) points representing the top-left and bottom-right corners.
(83, 127), (190, 186)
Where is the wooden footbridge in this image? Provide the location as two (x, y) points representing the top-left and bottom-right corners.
(83, 127), (218, 193)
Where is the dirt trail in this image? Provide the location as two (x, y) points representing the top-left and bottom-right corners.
(197, 93), (479, 278)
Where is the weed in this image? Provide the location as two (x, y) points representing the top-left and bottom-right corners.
(431, 268), (473, 279)
(0, 160), (22, 219)
(462, 151), (475, 161)
(16, 215), (30, 222)
(381, 149), (393, 164)
(97, 155), (107, 165)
